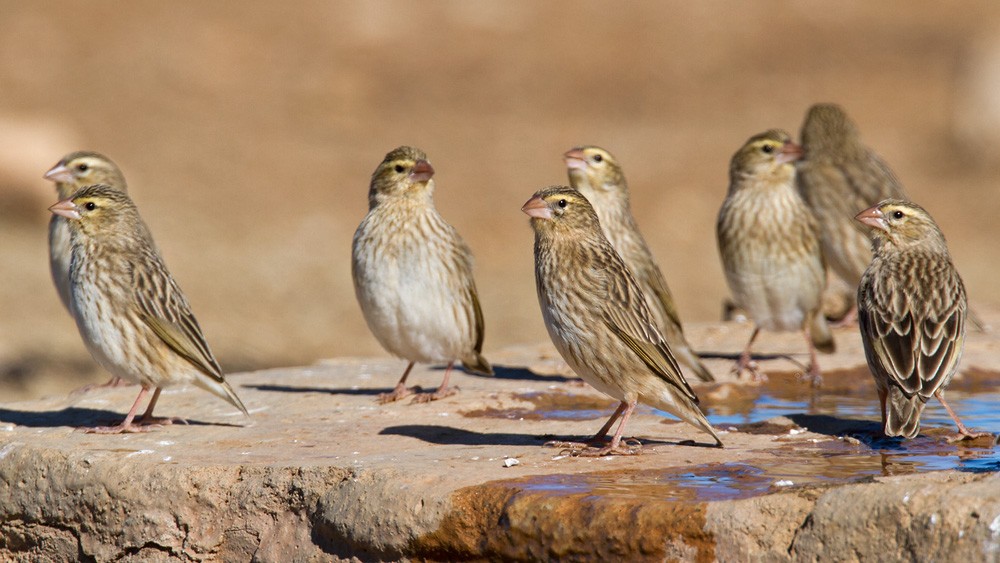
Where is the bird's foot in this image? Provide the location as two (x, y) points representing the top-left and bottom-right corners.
(409, 386), (459, 404)
(733, 360), (767, 383)
(376, 384), (420, 404)
(946, 431), (996, 445)
(80, 422), (153, 434)
(547, 438), (643, 457)
(138, 415), (188, 427)
(798, 369), (823, 388)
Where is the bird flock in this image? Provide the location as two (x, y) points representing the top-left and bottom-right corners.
(41, 103), (988, 454)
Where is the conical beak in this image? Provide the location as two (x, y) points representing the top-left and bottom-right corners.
(44, 163), (74, 183)
(563, 148), (588, 171)
(776, 141), (804, 165)
(855, 204), (888, 233)
(409, 159), (435, 183)
(521, 195), (552, 219)
(49, 198), (80, 220)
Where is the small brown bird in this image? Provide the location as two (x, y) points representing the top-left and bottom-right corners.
(856, 199), (988, 440)
(524, 186), (721, 454)
(44, 151), (131, 389)
(717, 130), (834, 384)
(49, 185), (248, 433)
(797, 104), (908, 320)
(44, 151), (128, 312)
(564, 146), (715, 383)
(352, 146), (492, 403)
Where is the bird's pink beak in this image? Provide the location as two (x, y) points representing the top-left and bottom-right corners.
(856, 204), (889, 233)
(409, 159), (435, 183)
(776, 141), (804, 164)
(521, 195), (552, 219)
(44, 163), (74, 183)
(563, 148), (588, 171)
(49, 198), (80, 220)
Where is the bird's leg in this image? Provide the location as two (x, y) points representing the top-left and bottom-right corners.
(801, 329), (823, 387)
(936, 390), (994, 442)
(136, 388), (187, 427)
(83, 386), (153, 434)
(593, 400), (642, 456)
(411, 362), (460, 403)
(377, 361), (418, 404)
(733, 327), (766, 382)
(545, 401), (627, 451)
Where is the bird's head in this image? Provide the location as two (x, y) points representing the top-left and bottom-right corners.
(729, 129), (802, 184)
(49, 184), (141, 240)
(564, 145), (625, 197)
(856, 199), (947, 250)
(368, 145), (435, 207)
(522, 185), (602, 236)
(800, 103), (859, 155)
(44, 151), (126, 197)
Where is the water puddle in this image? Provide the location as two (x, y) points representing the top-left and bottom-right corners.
(472, 367), (1000, 502)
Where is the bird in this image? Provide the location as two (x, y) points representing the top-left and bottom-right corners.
(48, 184), (248, 433)
(716, 130), (834, 385)
(564, 145), (715, 383)
(352, 146), (492, 404)
(43, 151), (129, 312)
(796, 103), (908, 322)
(856, 199), (988, 441)
(44, 151), (132, 390)
(524, 185), (722, 454)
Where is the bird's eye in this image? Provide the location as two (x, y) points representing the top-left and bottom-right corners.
(394, 165), (405, 173)
(76, 163), (89, 172)
(892, 210), (904, 219)
(761, 144), (775, 154)
(592, 154), (603, 163)
(557, 199), (567, 208)
(84, 202), (96, 211)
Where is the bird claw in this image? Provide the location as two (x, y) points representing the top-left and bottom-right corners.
(376, 384), (420, 404)
(733, 360), (767, 383)
(799, 370), (823, 388)
(409, 386), (459, 404)
(79, 414), (187, 434)
(945, 431), (996, 445)
(546, 438), (643, 457)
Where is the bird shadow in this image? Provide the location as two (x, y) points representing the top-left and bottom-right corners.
(0, 407), (240, 430)
(243, 384), (385, 396)
(380, 424), (713, 449)
(786, 413), (900, 448)
(460, 364), (578, 383)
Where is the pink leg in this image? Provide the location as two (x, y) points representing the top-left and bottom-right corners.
(83, 386), (152, 434)
(734, 327), (766, 382)
(936, 390), (993, 442)
(377, 361), (417, 404)
(802, 329), (823, 387)
(137, 388), (186, 427)
(596, 400), (642, 455)
(411, 361), (460, 403)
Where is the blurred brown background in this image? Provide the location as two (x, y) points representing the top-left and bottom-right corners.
(2, 1), (999, 400)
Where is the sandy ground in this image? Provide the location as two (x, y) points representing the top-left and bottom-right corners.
(2, 2), (1000, 401)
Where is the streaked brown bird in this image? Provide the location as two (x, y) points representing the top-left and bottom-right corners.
(352, 146), (492, 404)
(524, 186), (722, 454)
(717, 130), (834, 385)
(564, 145), (715, 383)
(856, 199), (988, 440)
(44, 151), (131, 389)
(49, 185), (248, 433)
(797, 103), (908, 321)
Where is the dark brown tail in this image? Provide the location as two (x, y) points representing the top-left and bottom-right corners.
(884, 386), (925, 438)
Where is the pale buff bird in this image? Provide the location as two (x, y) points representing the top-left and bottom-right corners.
(44, 151), (128, 312)
(564, 146), (715, 383)
(856, 199), (988, 440)
(717, 130), (834, 385)
(49, 185), (248, 433)
(797, 104), (908, 319)
(524, 186), (722, 454)
(44, 151), (132, 390)
(352, 146), (492, 404)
